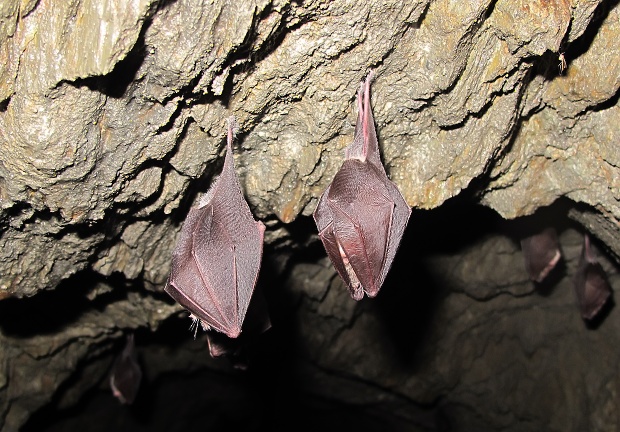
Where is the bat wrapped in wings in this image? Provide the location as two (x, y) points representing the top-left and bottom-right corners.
(574, 233), (611, 320)
(313, 73), (411, 300)
(520, 227), (562, 283)
(110, 334), (142, 405)
(165, 117), (265, 339)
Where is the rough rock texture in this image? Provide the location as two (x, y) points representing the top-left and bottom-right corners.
(20, 207), (620, 432)
(1, 0), (620, 430)
(287, 226), (620, 432)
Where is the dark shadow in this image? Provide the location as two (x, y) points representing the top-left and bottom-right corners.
(0, 96), (9, 112)
(70, 18), (151, 98)
(373, 196), (504, 367)
(0, 271), (102, 337)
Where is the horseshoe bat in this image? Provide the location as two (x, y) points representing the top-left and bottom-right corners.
(520, 227), (562, 283)
(165, 117), (266, 338)
(313, 73), (411, 300)
(110, 334), (142, 405)
(574, 233), (611, 320)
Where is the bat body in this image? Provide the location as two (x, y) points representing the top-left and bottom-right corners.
(165, 118), (265, 338)
(520, 227), (562, 283)
(313, 73), (411, 300)
(574, 234), (611, 320)
(110, 334), (142, 405)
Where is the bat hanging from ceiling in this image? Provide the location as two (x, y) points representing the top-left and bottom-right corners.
(520, 227), (562, 283)
(110, 334), (142, 405)
(313, 72), (411, 300)
(574, 233), (612, 321)
(165, 117), (266, 339)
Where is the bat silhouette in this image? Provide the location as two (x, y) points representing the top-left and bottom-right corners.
(520, 227), (562, 283)
(574, 233), (611, 320)
(165, 117), (266, 338)
(313, 73), (411, 300)
(110, 334), (142, 405)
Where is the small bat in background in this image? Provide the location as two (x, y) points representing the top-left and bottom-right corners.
(313, 72), (411, 300)
(165, 117), (266, 338)
(110, 334), (142, 405)
(520, 227), (562, 283)
(574, 233), (612, 320)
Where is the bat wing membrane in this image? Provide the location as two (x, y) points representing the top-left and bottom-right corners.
(327, 160), (394, 297)
(110, 335), (142, 404)
(209, 142), (265, 335)
(376, 176), (410, 288)
(166, 205), (232, 334)
(166, 131), (264, 339)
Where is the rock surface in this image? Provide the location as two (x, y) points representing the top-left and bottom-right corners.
(1, 0), (619, 430)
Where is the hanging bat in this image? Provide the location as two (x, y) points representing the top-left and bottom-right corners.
(165, 117), (266, 338)
(313, 73), (411, 300)
(574, 233), (611, 320)
(110, 334), (142, 405)
(520, 227), (562, 283)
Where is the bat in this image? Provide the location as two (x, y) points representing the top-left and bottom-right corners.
(313, 72), (411, 300)
(165, 117), (266, 338)
(520, 227), (562, 283)
(574, 233), (611, 320)
(110, 334), (142, 405)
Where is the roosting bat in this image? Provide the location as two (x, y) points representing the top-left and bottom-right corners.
(313, 73), (411, 300)
(574, 233), (611, 320)
(110, 334), (142, 405)
(520, 227), (562, 283)
(165, 117), (266, 338)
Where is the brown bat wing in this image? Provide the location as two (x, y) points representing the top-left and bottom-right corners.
(328, 161), (394, 298)
(377, 173), (411, 289)
(166, 205), (233, 334)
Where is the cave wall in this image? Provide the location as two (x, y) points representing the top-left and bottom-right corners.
(1, 0), (619, 430)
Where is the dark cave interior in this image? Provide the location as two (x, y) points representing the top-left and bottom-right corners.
(16, 197), (616, 432)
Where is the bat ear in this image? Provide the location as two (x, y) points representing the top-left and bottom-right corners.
(346, 71), (382, 168)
